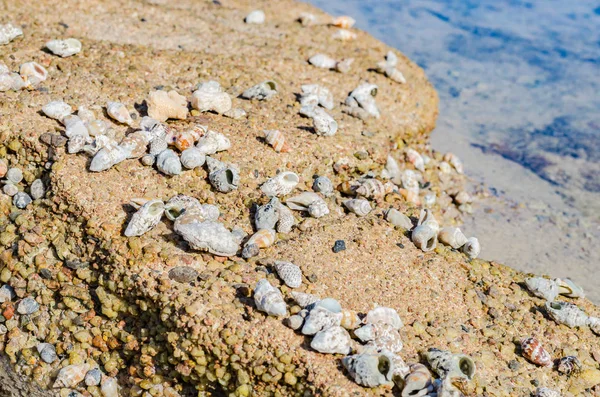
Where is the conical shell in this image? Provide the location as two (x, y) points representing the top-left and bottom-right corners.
(311, 326), (351, 355)
(385, 209), (413, 230)
(174, 217), (239, 256)
(264, 130), (291, 153)
(291, 291), (320, 308)
(342, 353), (395, 388)
(89, 140), (130, 172)
(245, 228), (276, 249)
(167, 128), (201, 151)
(254, 279), (286, 316)
(557, 278), (585, 298)
(412, 225), (437, 252)
(301, 84), (334, 110)
(355, 179), (389, 199)
(286, 192), (321, 211)
(438, 227), (469, 249)
(124, 199), (165, 237)
(53, 363), (90, 388)
(343, 199), (371, 216)
(42, 100), (72, 123)
(462, 237), (480, 259)
(521, 337), (553, 367)
(274, 260), (302, 288)
(156, 149), (182, 176)
(121, 131), (150, 159)
(261, 172), (299, 197)
(359, 323), (404, 354)
(308, 199), (329, 218)
(106, 101), (133, 126)
(417, 209), (439, 233)
(545, 301), (589, 328)
(276, 203), (295, 233)
(208, 161), (239, 193)
(346, 83), (379, 118)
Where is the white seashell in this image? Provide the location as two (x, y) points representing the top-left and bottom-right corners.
(342, 353), (395, 387)
(418, 209), (439, 233)
(335, 58), (354, 73)
(147, 90), (188, 122)
(382, 155), (401, 180)
(156, 149), (182, 176)
(274, 260), (302, 288)
(0, 23), (23, 45)
(365, 307), (403, 329)
(426, 348), (476, 381)
(444, 153), (464, 174)
(302, 305), (342, 335)
(164, 194), (203, 220)
(331, 15), (356, 28)
(406, 149), (425, 172)
(196, 130), (231, 155)
(89, 140), (130, 172)
(298, 12), (316, 26)
(385, 209), (413, 230)
(242, 228), (276, 258)
(140, 154), (155, 166)
(245, 10), (265, 24)
(345, 83), (379, 118)
(261, 172), (299, 197)
(311, 108), (338, 137)
(140, 116), (167, 142)
(385, 51), (398, 67)
(241, 80), (278, 101)
(588, 317), (600, 335)
(412, 224), (437, 252)
(101, 377), (119, 397)
(308, 199), (329, 218)
(6, 167), (23, 184)
(301, 84), (334, 110)
(191, 82), (232, 114)
(308, 54), (338, 70)
(19, 62), (48, 87)
(358, 323), (404, 354)
(254, 279), (286, 316)
(525, 277), (559, 301)
(312, 176), (334, 197)
(255, 197), (280, 230)
(264, 130), (291, 153)
(291, 291), (320, 308)
(124, 199), (164, 237)
(67, 134), (87, 154)
(30, 179), (45, 200)
(86, 119), (108, 137)
(557, 278), (585, 299)
(286, 191), (323, 211)
(77, 106), (95, 123)
(545, 301), (589, 328)
(148, 137), (168, 156)
(64, 115), (90, 141)
(276, 203), (295, 233)
(174, 217), (239, 256)
(439, 161), (452, 173)
(45, 38), (82, 57)
(180, 147), (206, 169)
(53, 363), (90, 388)
(333, 29), (357, 41)
(376, 59), (406, 84)
(438, 227), (469, 249)
(106, 101), (133, 126)
(223, 107), (246, 119)
(206, 157), (239, 193)
(462, 237), (480, 259)
(343, 199), (371, 216)
(42, 101), (72, 123)
(401, 364), (432, 397)
(356, 179), (391, 199)
(534, 387), (561, 397)
(311, 326), (351, 355)
(398, 169), (421, 193)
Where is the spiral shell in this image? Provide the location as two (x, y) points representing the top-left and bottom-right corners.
(42, 101), (72, 123)
(342, 353), (395, 388)
(174, 217), (239, 257)
(156, 149), (182, 176)
(254, 279), (286, 317)
(345, 83), (380, 118)
(308, 54), (338, 70)
(274, 260), (302, 288)
(343, 199), (371, 216)
(545, 301), (589, 328)
(406, 149), (425, 171)
(462, 237), (480, 259)
(242, 80), (278, 101)
(557, 278), (585, 299)
(255, 197), (280, 230)
(331, 15), (355, 29)
(19, 62), (47, 88)
(520, 337), (553, 367)
(311, 326), (352, 355)
(425, 348), (476, 380)
(196, 129), (230, 155)
(276, 202), (295, 233)
(412, 225), (437, 252)
(355, 179), (392, 199)
(557, 356), (581, 376)
(264, 130), (291, 153)
(261, 172), (299, 197)
(46, 38), (81, 57)
(376, 61), (407, 84)
(312, 107), (338, 136)
(140, 116), (168, 142)
(124, 199), (165, 237)
(525, 277), (559, 301)
(206, 157), (239, 193)
(106, 101), (133, 126)
(53, 363), (90, 388)
(147, 90), (188, 122)
(438, 227), (468, 249)
(165, 194), (204, 221)
(191, 81), (232, 114)
(301, 84), (334, 110)
(385, 209), (413, 230)
(401, 364), (432, 397)
(308, 199), (329, 218)
(302, 305), (342, 335)
(312, 176), (334, 197)
(291, 291), (320, 308)
(245, 10), (265, 24)
(365, 307), (403, 329)
(286, 192), (322, 210)
(180, 147), (206, 169)
(89, 139), (130, 172)
(242, 229), (276, 258)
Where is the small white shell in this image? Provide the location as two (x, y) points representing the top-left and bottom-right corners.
(223, 107), (247, 119)
(358, 323), (404, 354)
(19, 62), (48, 87)
(140, 116), (168, 142)
(124, 199), (165, 237)
(89, 140), (130, 172)
(356, 179), (391, 199)
(343, 199), (371, 216)
(264, 130), (291, 153)
(179, 147), (205, 169)
(298, 12), (316, 26)
(147, 90), (188, 122)
(525, 277), (559, 301)
(86, 119), (108, 137)
(45, 38), (82, 57)
(545, 301), (589, 328)
(276, 203), (295, 233)
(345, 83), (379, 118)
(308, 199), (329, 218)
(406, 149), (425, 172)
(308, 54), (338, 70)
(274, 260), (302, 288)
(156, 149), (182, 176)
(385, 209), (413, 230)
(261, 172), (299, 197)
(106, 101), (133, 126)
(412, 225), (437, 252)
(588, 317), (600, 335)
(0, 23), (23, 45)
(255, 197), (280, 230)
(241, 80), (278, 101)
(401, 364), (432, 397)
(286, 192), (322, 211)
(331, 15), (356, 29)
(557, 278), (585, 299)
(444, 153), (464, 174)
(149, 137), (168, 156)
(291, 291), (320, 308)
(254, 279), (286, 316)
(438, 227), (468, 249)
(64, 115), (90, 140)
(312, 176), (334, 197)
(196, 130), (231, 155)
(462, 237), (480, 259)
(365, 307), (403, 329)
(2, 183), (18, 197)
(301, 84), (334, 110)
(42, 101), (72, 123)
(310, 326), (352, 355)
(425, 348), (476, 380)
(191, 82), (232, 114)
(206, 157), (239, 193)
(312, 107), (338, 136)
(302, 305), (342, 335)
(174, 217), (239, 257)
(382, 155), (401, 180)
(53, 364), (90, 388)
(245, 10), (265, 24)
(77, 106), (95, 123)
(342, 353), (395, 387)
(242, 229), (276, 258)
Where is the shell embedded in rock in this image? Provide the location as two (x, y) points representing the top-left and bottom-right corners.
(520, 337), (553, 367)
(311, 326), (352, 355)
(13, 192), (32, 209)
(147, 90), (188, 122)
(101, 377), (119, 397)
(385, 209), (413, 230)
(401, 364), (432, 397)
(345, 83), (380, 118)
(106, 101), (133, 125)
(6, 167), (23, 184)
(191, 81), (232, 114)
(356, 179), (391, 199)
(438, 227), (469, 249)
(245, 10), (265, 24)
(206, 157), (239, 193)
(174, 217), (240, 257)
(276, 203), (295, 233)
(254, 279), (286, 316)
(42, 100), (73, 123)
(274, 260), (302, 288)
(45, 38), (82, 57)
(263, 130), (291, 153)
(525, 277), (559, 301)
(312, 176), (334, 196)
(19, 62), (48, 87)
(406, 149), (425, 171)
(343, 199), (371, 216)
(462, 237), (480, 259)
(331, 15), (356, 28)
(301, 306), (342, 335)
(301, 84), (334, 110)
(124, 199), (165, 237)
(53, 363), (90, 388)
(261, 172), (299, 197)
(156, 149), (182, 176)
(180, 147), (206, 169)
(444, 152), (464, 174)
(534, 388), (561, 397)
(241, 80), (278, 101)
(0, 23), (23, 45)
(308, 199), (329, 218)
(196, 129), (230, 155)
(291, 291), (320, 308)
(365, 307), (403, 329)
(425, 348), (476, 380)
(545, 301), (589, 328)
(308, 54), (338, 70)
(312, 107), (338, 136)
(557, 278), (585, 299)
(342, 353), (395, 388)
(255, 197), (280, 230)
(557, 356), (581, 376)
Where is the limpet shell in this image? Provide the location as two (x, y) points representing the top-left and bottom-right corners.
(520, 337), (553, 367)
(254, 279), (286, 316)
(124, 199), (165, 237)
(261, 172), (299, 197)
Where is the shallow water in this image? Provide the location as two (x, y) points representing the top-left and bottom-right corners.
(307, 0), (600, 301)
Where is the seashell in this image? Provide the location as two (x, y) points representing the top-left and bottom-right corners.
(0, 23), (23, 45)
(356, 179), (391, 199)
(140, 116), (167, 142)
(291, 291), (320, 308)
(255, 197), (280, 230)
(191, 81), (232, 114)
(376, 61), (406, 84)
(524, 277), (559, 301)
(312, 176), (334, 197)
(301, 84), (334, 110)
(167, 128), (201, 151)
(341, 309), (361, 330)
(556, 278), (585, 299)
(534, 388), (561, 397)
(346, 83), (379, 118)
(589, 317), (600, 335)
(406, 149), (425, 171)
(124, 199), (165, 237)
(0, 72), (23, 92)
(37, 343), (57, 363)
(261, 172), (299, 197)
(42, 101), (73, 123)
(462, 237), (480, 259)
(311, 326), (352, 355)
(276, 203), (295, 233)
(438, 227), (468, 249)
(423, 192), (436, 208)
(520, 337), (553, 367)
(6, 167), (23, 184)
(241, 80), (278, 101)
(312, 107), (338, 136)
(45, 38), (82, 57)
(196, 129), (231, 154)
(245, 228), (276, 249)
(87, 141), (130, 170)
(245, 10), (265, 24)
(399, 169), (421, 193)
(401, 363), (432, 397)
(365, 307), (403, 329)
(263, 130), (291, 153)
(284, 315), (304, 330)
(53, 363), (90, 388)
(439, 161), (452, 173)
(83, 135), (113, 156)
(286, 191), (322, 211)
(545, 301), (589, 328)
(180, 147), (206, 169)
(19, 62), (48, 87)
(174, 217), (240, 256)
(30, 179), (45, 200)
(86, 119), (108, 137)
(106, 101), (133, 126)
(382, 155), (401, 180)
(557, 356), (581, 376)
(77, 106), (95, 123)
(147, 90), (188, 122)
(425, 348), (476, 380)
(308, 199), (329, 218)
(206, 157), (239, 193)
(385, 208), (413, 230)
(302, 305), (342, 335)
(254, 279), (286, 316)
(444, 153), (464, 174)
(2, 183), (18, 197)
(308, 54), (338, 70)
(101, 377), (119, 397)
(274, 260), (302, 288)
(223, 107), (246, 119)
(386, 51), (398, 67)
(13, 192), (32, 209)
(164, 194), (203, 220)
(333, 29), (357, 41)
(332, 15), (356, 29)
(356, 323), (404, 354)
(342, 353), (395, 387)
(140, 154), (155, 166)
(121, 131), (150, 159)
(156, 149), (182, 176)
(343, 199), (371, 216)
(315, 298), (342, 313)
(298, 12), (316, 26)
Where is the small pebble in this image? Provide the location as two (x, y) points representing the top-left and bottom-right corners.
(3, 183), (18, 197)
(284, 315), (304, 331)
(0, 159), (7, 178)
(84, 368), (102, 386)
(332, 240), (346, 253)
(17, 296), (39, 315)
(37, 343), (58, 363)
(508, 360), (520, 371)
(46, 38), (82, 57)
(6, 167), (23, 184)
(245, 10), (265, 24)
(168, 266), (199, 284)
(0, 285), (16, 303)
(13, 192), (32, 209)
(30, 179), (45, 200)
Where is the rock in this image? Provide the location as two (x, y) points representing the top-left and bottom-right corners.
(84, 368), (102, 386)
(36, 343), (57, 363)
(0, 285), (16, 303)
(147, 90), (188, 121)
(17, 297), (39, 315)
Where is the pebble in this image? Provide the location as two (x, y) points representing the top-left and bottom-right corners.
(17, 297), (39, 315)
(168, 266), (199, 284)
(84, 368), (102, 386)
(0, 23), (23, 45)
(0, 159), (6, 178)
(36, 343), (58, 363)
(332, 240), (346, 253)
(284, 315), (304, 331)
(245, 10), (265, 24)
(6, 167), (23, 184)
(13, 192), (32, 209)
(0, 285), (16, 303)
(3, 183), (18, 197)
(30, 179), (45, 200)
